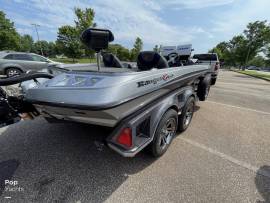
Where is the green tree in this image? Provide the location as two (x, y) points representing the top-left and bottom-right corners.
(57, 25), (83, 61)
(243, 21), (270, 66)
(265, 45), (270, 65)
(229, 35), (249, 66)
(19, 34), (34, 52)
(211, 20), (270, 68)
(54, 40), (64, 56)
(130, 37), (143, 61)
(74, 8), (96, 33)
(210, 42), (232, 66)
(47, 42), (57, 57)
(0, 11), (20, 51)
(74, 7), (96, 58)
(117, 47), (130, 61)
(108, 44), (130, 61)
(56, 7), (96, 61)
(247, 55), (266, 67)
(33, 40), (49, 56)
(33, 40), (57, 57)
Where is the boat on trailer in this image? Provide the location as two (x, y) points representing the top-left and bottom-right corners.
(0, 28), (212, 157)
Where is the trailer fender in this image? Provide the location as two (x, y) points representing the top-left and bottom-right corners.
(197, 74), (211, 101)
(151, 86), (194, 139)
(107, 86), (196, 157)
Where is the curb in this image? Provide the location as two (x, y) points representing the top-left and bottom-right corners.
(231, 70), (270, 82)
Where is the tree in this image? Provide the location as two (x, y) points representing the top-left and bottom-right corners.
(19, 34), (34, 52)
(56, 7), (97, 61)
(247, 55), (266, 67)
(107, 44), (130, 61)
(0, 11), (20, 51)
(209, 41), (228, 59)
(74, 7), (96, 58)
(229, 35), (249, 66)
(244, 21), (270, 51)
(243, 21), (270, 66)
(211, 20), (270, 68)
(54, 40), (64, 56)
(74, 8), (96, 33)
(32, 40), (47, 56)
(47, 42), (57, 57)
(57, 25), (83, 61)
(130, 37), (143, 61)
(265, 45), (270, 66)
(32, 40), (57, 57)
(117, 47), (130, 61)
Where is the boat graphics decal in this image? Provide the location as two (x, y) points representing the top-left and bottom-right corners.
(137, 74), (174, 88)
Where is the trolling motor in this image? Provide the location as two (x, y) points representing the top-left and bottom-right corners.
(0, 72), (54, 127)
(81, 28), (114, 71)
(0, 72), (53, 86)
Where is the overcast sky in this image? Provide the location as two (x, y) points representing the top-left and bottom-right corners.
(2, 0), (270, 53)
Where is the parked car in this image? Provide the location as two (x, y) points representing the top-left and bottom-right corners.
(246, 66), (261, 71)
(0, 51), (60, 77)
(261, 67), (270, 72)
(192, 53), (220, 85)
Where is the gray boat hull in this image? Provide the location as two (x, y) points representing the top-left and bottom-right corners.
(25, 65), (210, 127)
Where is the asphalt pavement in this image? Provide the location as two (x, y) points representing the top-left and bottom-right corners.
(0, 70), (270, 203)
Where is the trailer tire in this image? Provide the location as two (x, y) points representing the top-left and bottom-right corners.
(149, 109), (178, 157)
(178, 96), (195, 132)
(211, 78), (217, 85)
(197, 75), (211, 101)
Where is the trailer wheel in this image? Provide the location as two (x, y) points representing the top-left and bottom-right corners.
(149, 109), (178, 157)
(178, 96), (195, 132)
(197, 75), (211, 101)
(211, 78), (217, 85)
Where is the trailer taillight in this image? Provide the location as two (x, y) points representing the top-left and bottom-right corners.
(116, 128), (132, 148)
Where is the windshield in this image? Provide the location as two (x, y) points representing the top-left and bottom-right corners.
(31, 54), (49, 62)
(193, 54), (217, 61)
(0, 52), (7, 58)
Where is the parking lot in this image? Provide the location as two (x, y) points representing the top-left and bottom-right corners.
(0, 70), (270, 202)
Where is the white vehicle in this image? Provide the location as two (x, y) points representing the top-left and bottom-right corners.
(0, 51), (60, 77)
(192, 53), (220, 85)
(160, 46), (219, 85)
(160, 44), (193, 58)
(160, 44), (195, 67)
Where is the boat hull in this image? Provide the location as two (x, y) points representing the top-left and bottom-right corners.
(29, 66), (211, 127)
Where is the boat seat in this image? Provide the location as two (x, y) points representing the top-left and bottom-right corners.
(137, 51), (169, 71)
(102, 53), (124, 68)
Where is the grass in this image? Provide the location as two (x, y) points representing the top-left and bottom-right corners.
(49, 58), (96, 64)
(236, 70), (270, 81)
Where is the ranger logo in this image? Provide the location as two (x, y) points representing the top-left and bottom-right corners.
(137, 74), (174, 87)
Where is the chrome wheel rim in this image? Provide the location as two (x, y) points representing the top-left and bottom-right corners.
(184, 105), (193, 126)
(205, 86), (210, 97)
(159, 118), (177, 150)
